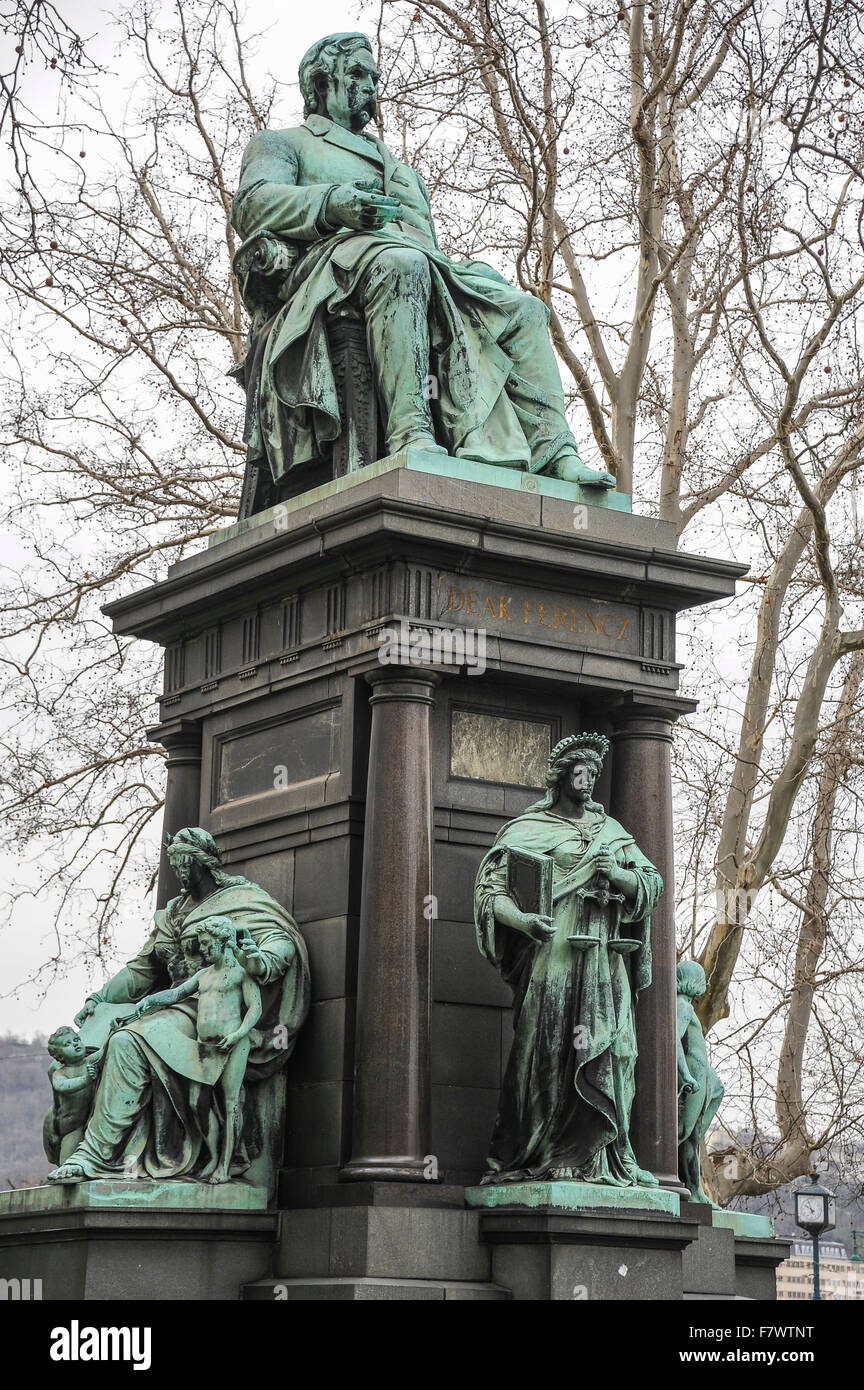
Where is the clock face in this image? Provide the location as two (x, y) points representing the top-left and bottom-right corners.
(797, 1196), (824, 1224)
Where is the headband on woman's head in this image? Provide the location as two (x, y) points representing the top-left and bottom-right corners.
(548, 732), (610, 771)
(166, 827), (222, 866)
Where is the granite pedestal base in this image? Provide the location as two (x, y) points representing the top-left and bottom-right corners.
(244, 1184), (510, 1301)
(0, 1183), (275, 1301)
(104, 452), (745, 1201)
(680, 1201), (791, 1300)
(466, 1182), (692, 1300)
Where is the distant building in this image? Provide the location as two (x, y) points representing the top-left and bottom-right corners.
(776, 1239), (864, 1301)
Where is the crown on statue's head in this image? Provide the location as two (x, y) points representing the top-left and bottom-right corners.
(548, 732), (610, 769)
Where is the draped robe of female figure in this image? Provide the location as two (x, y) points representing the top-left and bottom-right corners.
(65, 877), (309, 1181)
(474, 804), (663, 1184)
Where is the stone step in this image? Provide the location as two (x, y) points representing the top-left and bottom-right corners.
(243, 1277), (511, 1301)
(275, 1205), (491, 1283)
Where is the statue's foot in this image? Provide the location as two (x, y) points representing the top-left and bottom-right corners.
(394, 432), (447, 455)
(47, 1163), (86, 1184)
(541, 453), (616, 488)
(205, 1171), (229, 1184)
(635, 1167), (660, 1187)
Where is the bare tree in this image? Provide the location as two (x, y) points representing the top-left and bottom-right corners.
(0, 0), (273, 978)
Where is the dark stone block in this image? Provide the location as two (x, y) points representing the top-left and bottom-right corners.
(301, 916), (356, 1002)
(432, 1003), (503, 1089)
(289, 997), (355, 1084)
(433, 919), (510, 1007)
(233, 848), (295, 910)
(681, 1223), (736, 1296)
(430, 1084), (499, 1177)
(482, 1210), (699, 1301)
(734, 1236), (791, 1300)
(283, 1082), (352, 1167)
(0, 1209), (276, 1301)
(433, 842), (484, 922)
(293, 837), (354, 923)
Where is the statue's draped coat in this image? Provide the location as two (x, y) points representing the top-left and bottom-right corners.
(231, 115), (563, 478)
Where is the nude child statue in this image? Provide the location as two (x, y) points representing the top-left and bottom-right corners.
(43, 1026), (107, 1165)
(134, 913), (263, 1183)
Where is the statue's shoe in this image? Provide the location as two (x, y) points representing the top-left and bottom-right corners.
(541, 453), (616, 488)
(394, 433), (448, 455)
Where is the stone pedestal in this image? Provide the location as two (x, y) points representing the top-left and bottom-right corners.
(681, 1204), (792, 1300)
(25, 449), (748, 1301)
(103, 451), (744, 1207)
(244, 1186), (508, 1301)
(0, 1184), (274, 1301)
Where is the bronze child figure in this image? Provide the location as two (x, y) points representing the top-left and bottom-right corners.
(676, 959), (724, 1203)
(43, 1027), (107, 1166)
(134, 913), (263, 1184)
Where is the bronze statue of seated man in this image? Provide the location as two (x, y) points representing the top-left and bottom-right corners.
(230, 31), (615, 514)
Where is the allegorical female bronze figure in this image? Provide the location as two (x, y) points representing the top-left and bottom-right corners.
(474, 733), (663, 1187)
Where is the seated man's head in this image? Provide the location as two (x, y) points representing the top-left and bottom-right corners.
(197, 914), (236, 963)
(299, 33), (380, 133)
(677, 959), (707, 999)
(48, 1026), (86, 1064)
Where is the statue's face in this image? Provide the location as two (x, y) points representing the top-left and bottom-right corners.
(324, 47), (380, 131)
(198, 932), (221, 964)
(168, 851), (203, 893)
(53, 1032), (86, 1064)
(566, 760), (597, 799)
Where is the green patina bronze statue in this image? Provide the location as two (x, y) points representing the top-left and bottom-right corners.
(677, 959), (724, 1204)
(43, 1027), (108, 1167)
(46, 828), (309, 1185)
(474, 733), (663, 1187)
(231, 31), (615, 508)
(132, 914), (264, 1184)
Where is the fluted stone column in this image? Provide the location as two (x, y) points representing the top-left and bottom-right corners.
(341, 669), (438, 1182)
(611, 695), (692, 1193)
(151, 718), (203, 909)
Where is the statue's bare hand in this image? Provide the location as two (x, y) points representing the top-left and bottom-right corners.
(591, 849), (617, 879)
(326, 180), (402, 232)
(521, 913), (556, 944)
(235, 929), (267, 979)
(73, 998), (98, 1027)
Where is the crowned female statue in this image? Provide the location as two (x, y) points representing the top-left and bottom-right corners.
(474, 733), (663, 1187)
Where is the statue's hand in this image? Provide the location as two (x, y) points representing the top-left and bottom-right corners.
(235, 929), (267, 980)
(326, 181), (402, 232)
(591, 848), (618, 880)
(73, 997), (99, 1028)
(521, 913), (556, 944)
